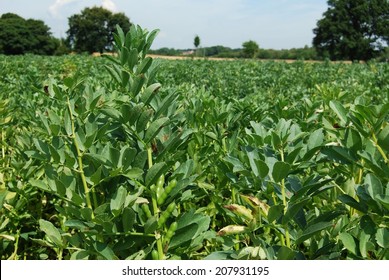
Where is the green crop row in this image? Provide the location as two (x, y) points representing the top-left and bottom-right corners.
(1, 26), (389, 260)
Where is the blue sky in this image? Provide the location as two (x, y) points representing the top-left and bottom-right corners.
(0, 0), (328, 49)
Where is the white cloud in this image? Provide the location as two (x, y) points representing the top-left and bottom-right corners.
(49, 0), (78, 18)
(102, 0), (117, 12)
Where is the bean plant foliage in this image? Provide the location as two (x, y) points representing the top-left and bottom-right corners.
(1, 25), (389, 260)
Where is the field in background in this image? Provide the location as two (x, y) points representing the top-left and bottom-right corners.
(1, 54), (389, 260)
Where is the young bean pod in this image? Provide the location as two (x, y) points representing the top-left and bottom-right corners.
(157, 202), (176, 228)
(157, 179), (177, 206)
(164, 221), (178, 245)
(155, 174), (165, 200)
(141, 203), (152, 219)
(151, 249), (159, 260)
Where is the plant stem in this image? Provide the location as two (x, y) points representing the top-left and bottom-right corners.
(66, 97), (94, 218)
(1, 128), (5, 167)
(102, 232), (155, 237)
(371, 132), (388, 165)
(8, 230), (20, 260)
(147, 146), (153, 169)
(221, 133), (227, 153)
(231, 185), (236, 204)
(147, 144), (165, 260)
(279, 148), (291, 248)
(57, 248), (63, 260)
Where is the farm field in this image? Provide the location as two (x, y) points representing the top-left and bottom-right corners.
(1, 28), (389, 260)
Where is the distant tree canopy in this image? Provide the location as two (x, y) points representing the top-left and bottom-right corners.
(242, 40), (259, 58)
(0, 13), (58, 55)
(194, 35), (200, 49)
(67, 7), (131, 53)
(313, 0), (389, 60)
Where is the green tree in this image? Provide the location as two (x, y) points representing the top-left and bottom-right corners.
(194, 35), (200, 56)
(67, 7), (131, 53)
(194, 35), (200, 49)
(313, 0), (389, 61)
(242, 40), (259, 58)
(0, 13), (57, 55)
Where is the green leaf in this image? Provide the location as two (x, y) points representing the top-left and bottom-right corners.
(307, 129), (324, 150)
(224, 155), (246, 173)
(359, 231), (370, 258)
(171, 210), (210, 246)
(141, 83), (161, 106)
(39, 219), (63, 248)
(338, 194), (368, 213)
(153, 91), (177, 119)
(104, 65), (122, 85)
(30, 179), (51, 192)
(245, 146), (269, 178)
(378, 125), (389, 152)
(321, 146), (355, 164)
(376, 228), (389, 249)
(272, 161), (291, 183)
(277, 246), (296, 260)
(122, 168), (143, 179)
(268, 204), (284, 223)
(116, 25), (125, 45)
(169, 223), (198, 248)
(360, 215), (377, 235)
(376, 195), (389, 211)
(93, 242), (118, 260)
(145, 162), (168, 187)
(144, 216), (158, 234)
(256, 159), (269, 179)
(64, 220), (93, 231)
(133, 150), (148, 169)
(144, 117), (169, 143)
(296, 221), (333, 244)
(204, 251), (234, 260)
(365, 173), (383, 199)
(120, 46), (130, 66)
(119, 146), (137, 171)
(271, 131), (281, 149)
(282, 198), (309, 225)
(121, 69), (130, 88)
(345, 128), (362, 153)
(33, 138), (50, 159)
(90, 166), (102, 185)
(136, 109), (152, 133)
(339, 232), (357, 255)
(131, 74), (146, 95)
(110, 186), (127, 217)
(122, 104), (142, 125)
(70, 250), (90, 260)
(329, 100), (348, 125)
(205, 132), (218, 141)
(136, 57), (153, 74)
(122, 207), (136, 232)
(101, 107), (122, 120)
(145, 29), (159, 51)
(128, 48), (138, 69)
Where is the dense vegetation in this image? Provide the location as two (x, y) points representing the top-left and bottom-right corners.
(150, 45), (321, 61)
(0, 13), (59, 55)
(1, 26), (389, 260)
(67, 7), (131, 53)
(313, 0), (389, 61)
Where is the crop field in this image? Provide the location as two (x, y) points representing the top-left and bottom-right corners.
(1, 27), (389, 260)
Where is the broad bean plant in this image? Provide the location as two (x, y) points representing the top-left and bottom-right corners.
(1, 26), (388, 260)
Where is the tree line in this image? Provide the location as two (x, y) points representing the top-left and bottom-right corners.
(149, 45), (320, 61)
(0, 7), (130, 55)
(0, 1), (388, 61)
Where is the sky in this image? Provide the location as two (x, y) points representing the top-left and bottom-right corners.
(0, 0), (329, 50)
